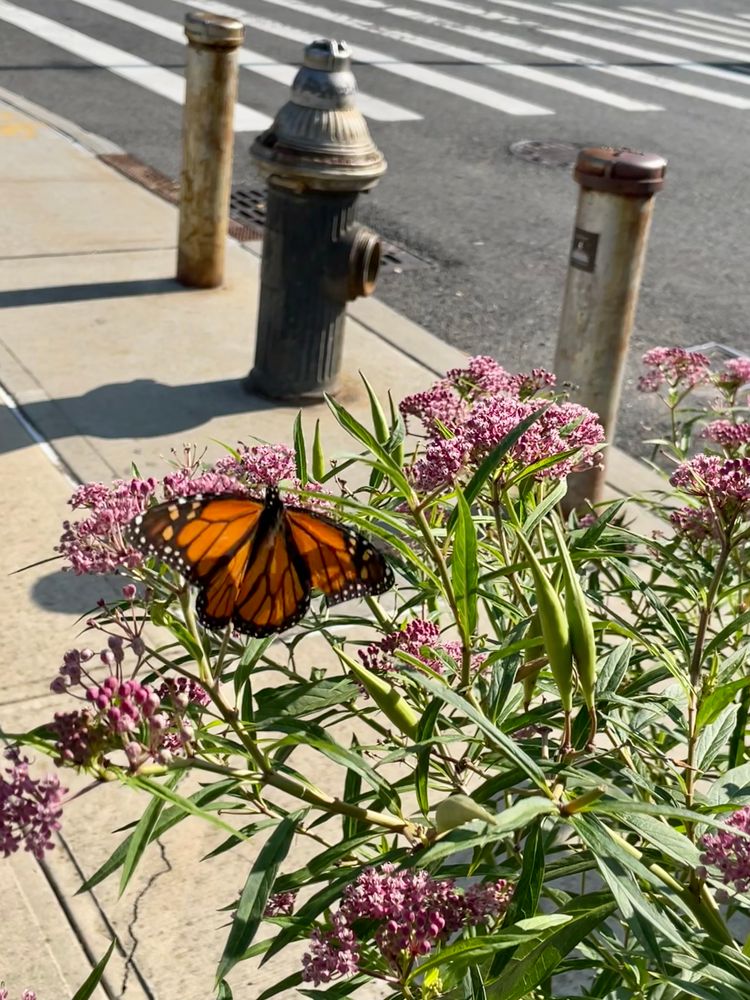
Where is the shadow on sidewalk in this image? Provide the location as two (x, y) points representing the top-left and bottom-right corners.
(0, 278), (188, 309)
(1, 378), (277, 454)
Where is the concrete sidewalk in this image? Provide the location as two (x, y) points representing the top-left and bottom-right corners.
(0, 90), (664, 999)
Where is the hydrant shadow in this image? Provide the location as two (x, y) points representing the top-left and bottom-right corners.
(2, 377), (278, 455)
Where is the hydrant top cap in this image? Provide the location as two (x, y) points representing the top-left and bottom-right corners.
(574, 146), (667, 196)
(305, 39), (352, 72)
(184, 11), (245, 47)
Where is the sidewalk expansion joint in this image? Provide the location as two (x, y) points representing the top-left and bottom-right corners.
(0, 379), (79, 488)
(0, 247), (176, 262)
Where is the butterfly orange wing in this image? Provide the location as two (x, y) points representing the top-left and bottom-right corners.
(283, 505), (394, 606)
(127, 495), (272, 632)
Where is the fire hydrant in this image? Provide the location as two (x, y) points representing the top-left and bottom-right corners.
(246, 39), (386, 400)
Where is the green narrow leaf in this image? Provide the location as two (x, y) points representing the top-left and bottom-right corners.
(697, 677), (750, 732)
(70, 940), (116, 1000)
(119, 773), (176, 896)
(704, 609), (750, 659)
(696, 705), (739, 770)
(487, 895), (616, 1000)
(293, 411), (308, 485)
(325, 394), (412, 495)
(595, 641), (632, 698)
(216, 813), (300, 983)
(126, 776), (253, 843)
(490, 821), (545, 976)
(453, 487), (479, 637)
(233, 636), (275, 696)
(408, 672), (549, 791)
(217, 981), (233, 1000)
(257, 971), (304, 1000)
(343, 738), (364, 840)
(415, 698), (443, 817)
(312, 419), (326, 481)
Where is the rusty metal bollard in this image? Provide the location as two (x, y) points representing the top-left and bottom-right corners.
(176, 11), (244, 289)
(245, 39), (386, 401)
(554, 146), (667, 510)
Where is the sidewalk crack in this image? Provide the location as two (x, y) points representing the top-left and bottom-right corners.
(121, 838), (173, 998)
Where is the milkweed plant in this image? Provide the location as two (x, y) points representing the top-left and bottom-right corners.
(5, 352), (750, 999)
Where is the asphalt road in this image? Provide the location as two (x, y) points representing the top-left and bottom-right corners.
(2, 0), (750, 454)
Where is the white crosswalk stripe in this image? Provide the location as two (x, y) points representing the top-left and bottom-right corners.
(677, 9), (750, 32)
(557, 3), (750, 48)
(182, 0), (661, 110)
(379, 3), (750, 109)
(0, 0), (271, 130)
(496, 1), (750, 61)
(67, 0), (421, 121)
(174, 0), (556, 115)
(4, 0), (750, 127)
(625, 7), (750, 39)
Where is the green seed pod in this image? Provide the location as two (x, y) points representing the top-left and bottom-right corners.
(346, 656), (419, 740)
(312, 419), (325, 482)
(551, 518), (597, 712)
(515, 529), (574, 713)
(435, 793), (497, 832)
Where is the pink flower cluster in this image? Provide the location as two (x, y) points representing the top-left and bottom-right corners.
(0, 989), (36, 1000)
(264, 890), (297, 917)
(670, 455), (750, 512)
(0, 750), (65, 861)
(637, 346), (711, 393)
(49, 645), (208, 771)
(57, 478), (156, 574)
(213, 443), (298, 486)
(702, 420), (750, 451)
(302, 864), (513, 986)
(699, 805), (750, 898)
(400, 356), (603, 493)
(714, 357), (750, 395)
(57, 443), (309, 575)
(359, 618), (485, 676)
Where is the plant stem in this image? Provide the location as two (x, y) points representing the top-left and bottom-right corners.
(685, 536), (732, 818)
(411, 503), (472, 688)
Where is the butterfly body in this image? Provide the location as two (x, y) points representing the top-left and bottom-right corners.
(126, 488), (393, 637)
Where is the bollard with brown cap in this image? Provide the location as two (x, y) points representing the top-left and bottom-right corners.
(554, 146), (667, 510)
(176, 12), (244, 289)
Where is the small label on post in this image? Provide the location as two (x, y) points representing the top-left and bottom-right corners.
(570, 228), (599, 273)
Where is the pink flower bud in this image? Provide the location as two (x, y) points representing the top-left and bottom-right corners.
(122, 584), (137, 600)
(103, 675), (118, 691)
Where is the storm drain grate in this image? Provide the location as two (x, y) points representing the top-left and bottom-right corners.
(98, 154), (263, 242)
(229, 184), (431, 274)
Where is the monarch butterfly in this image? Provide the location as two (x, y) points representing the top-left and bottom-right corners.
(125, 488), (393, 637)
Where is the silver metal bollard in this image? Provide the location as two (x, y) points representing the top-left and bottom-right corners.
(246, 39), (386, 401)
(554, 146), (667, 509)
(176, 12), (244, 289)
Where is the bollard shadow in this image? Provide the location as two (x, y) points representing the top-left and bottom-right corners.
(1, 378), (276, 455)
(0, 278), (188, 310)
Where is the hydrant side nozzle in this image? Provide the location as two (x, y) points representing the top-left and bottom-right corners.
(324, 225), (381, 302)
(349, 228), (381, 299)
